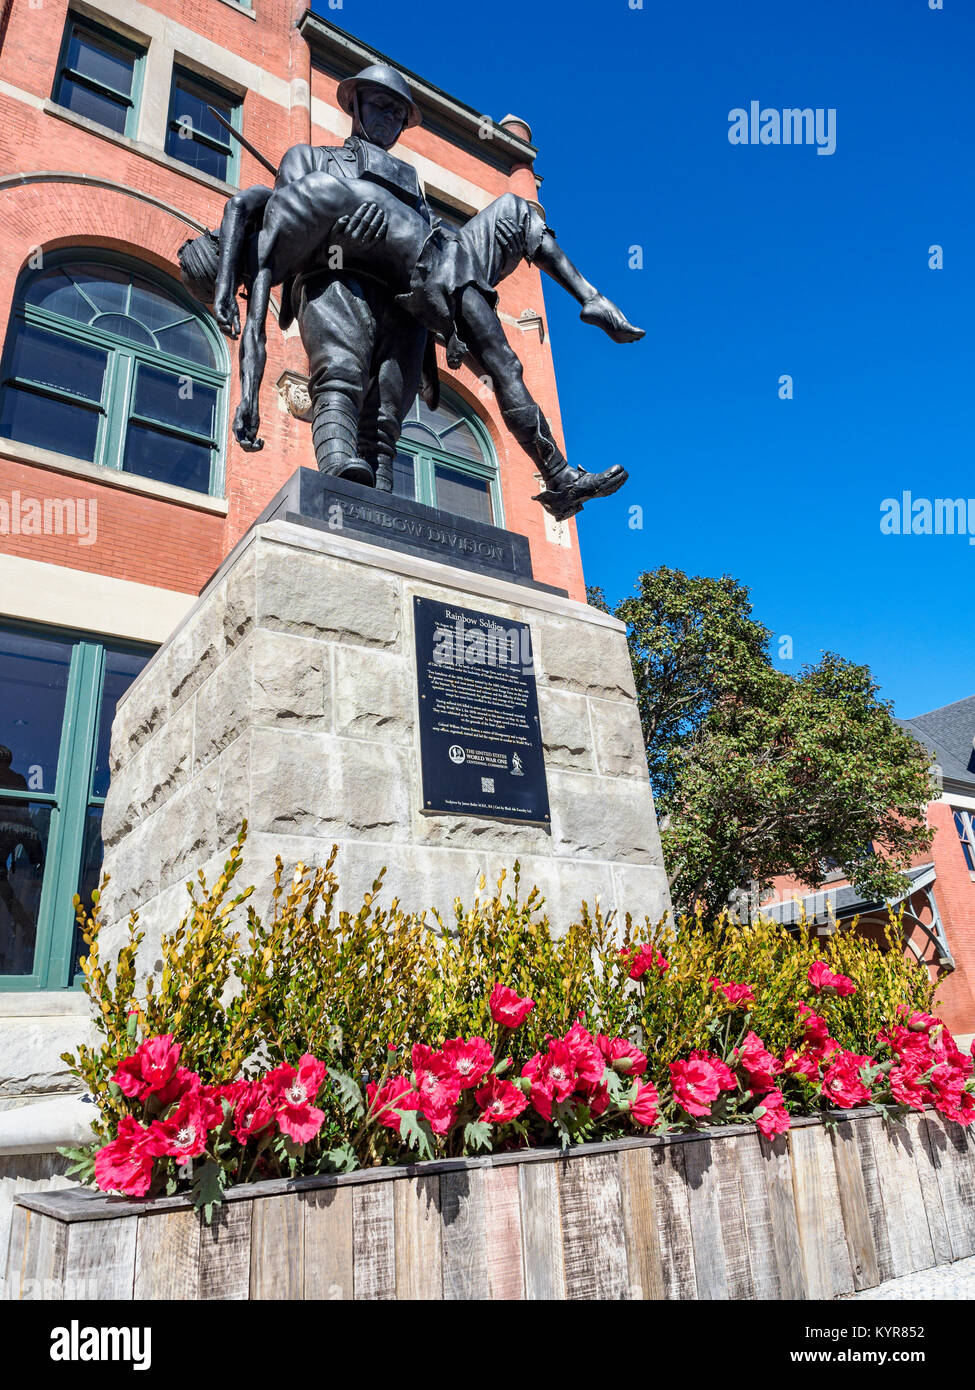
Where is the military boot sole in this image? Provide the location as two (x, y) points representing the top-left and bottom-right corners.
(533, 465), (629, 522)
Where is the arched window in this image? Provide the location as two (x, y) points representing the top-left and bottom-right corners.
(394, 390), (503, 527)
(0, 252), (227, 495)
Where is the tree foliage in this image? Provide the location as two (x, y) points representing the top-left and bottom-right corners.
(590, 570), (935, 917)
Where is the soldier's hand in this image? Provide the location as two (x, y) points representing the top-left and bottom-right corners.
(342, 201), (389, 246)
(496, 215), (520, 259)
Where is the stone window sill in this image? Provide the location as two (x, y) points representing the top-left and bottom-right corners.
(0, 436), (229, 515)
(43, 101), (238, 197)
(0, 992), (90, 1018)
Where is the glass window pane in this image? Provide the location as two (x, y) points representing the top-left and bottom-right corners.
(392, 451), (416, 500)
(72, 805), (104, 971)
(170, 79), (233, 146)
(0, 799), (51, 977)
(434, 464), (493, 525)
(436, 418), (483, 461)
(154, 317), (214, 367)
(0, 385), (100, 460)
(123, 422), (212, 493)
(23, 268), (93, 322)
(165, 125), (229, 181)
(56, 76), (128, 133)
(91, 649), (151, 799)
(134, 364), (216, 438)
(66, 27), (135, 98)
(89, 312), (155, 347)
(70, 265), (129, 317)
(0, 629), (74, 792)
(7, 323), (106, 401)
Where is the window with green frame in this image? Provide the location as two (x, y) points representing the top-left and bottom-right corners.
(0, 253), (227, 495)
(165, 66), (241, 185)
(393, 392), (503, 527)
(0, 624), (152, 991)
(52, 13), (146, 138)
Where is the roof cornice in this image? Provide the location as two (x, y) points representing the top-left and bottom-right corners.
(296, 11), (538, 173)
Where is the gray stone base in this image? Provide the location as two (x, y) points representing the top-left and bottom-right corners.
(100, 519), (671, 972)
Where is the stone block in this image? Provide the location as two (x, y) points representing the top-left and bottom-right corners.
(537, 688), (594, 772)
(611, 862), (673, 929)
(590, 697), (651, 779)
(257, 541), (401, 649)
(194, 643), (251, 771)
(333, 645), (412, 742)
(167, 600), (226, 712)
(0, 1017), (94, 1100)
(109, 657), (171, 775)
(535, 615), (636, 702)
(548, 771), (661, 864)
(251, 629), (329, 728)
(494, 853), (617, 938)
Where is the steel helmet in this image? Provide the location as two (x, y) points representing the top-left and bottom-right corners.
(337, 63), (422, 129)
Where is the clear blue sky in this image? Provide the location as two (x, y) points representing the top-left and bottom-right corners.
(312, 0), (972, 719)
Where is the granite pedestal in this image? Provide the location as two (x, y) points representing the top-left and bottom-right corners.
(99, 508), (671, 969)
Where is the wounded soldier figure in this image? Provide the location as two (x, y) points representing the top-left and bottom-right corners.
(178, 63), (644, 522)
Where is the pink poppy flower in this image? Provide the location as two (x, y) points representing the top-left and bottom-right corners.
(821, 1052), (873, 1109)
(440, 1037), (494, 1090)
(807, 961), (856, 997)
(621, 943), (669, 981)
(755, 1089), (791, 1140)
(709, 978), (756, 1008)
(734, 1031), (782, 1093)
(889, 1065), (933, 1112)
(670, 1055), (725, 1118)
(94, 1116), (167, 1197)
(629, 1080), (661, 1127)
(475, 1075), (529, 1124)
(111, 1034), (181, 1100)
(154, 1088), (220, 1162)
(598, 1035), (648, 1076)
(266, 1054), (327, 1144)
(563, 1021), (605, 1085)
(233, 1081), (276, 1144)
(489, 984), (535, 1029)
(366, 1075), (423, 1133)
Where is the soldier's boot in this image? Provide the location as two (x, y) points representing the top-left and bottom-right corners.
(502, 403), (628, 522)
(311, 389), (375, 487)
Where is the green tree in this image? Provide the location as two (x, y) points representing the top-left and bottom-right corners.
(591, 571), (935, 918)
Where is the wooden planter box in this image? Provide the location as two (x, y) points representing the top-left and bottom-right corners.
(4, 1107), (974, 1300)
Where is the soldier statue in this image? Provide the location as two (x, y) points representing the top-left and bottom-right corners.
(178, 64), (644, 522)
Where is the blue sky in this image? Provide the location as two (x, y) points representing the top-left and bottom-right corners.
(313, 0), (972, 719)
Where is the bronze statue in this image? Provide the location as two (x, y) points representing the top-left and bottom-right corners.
(179, 64), (644, 522)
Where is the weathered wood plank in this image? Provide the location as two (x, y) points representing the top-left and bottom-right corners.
(759, 1132), (805, 1298)
(482, 1165), (524, 1299)
(830, 1119), (880, 1290)
(933, 1115), (975, 1259)
(518, 1161), (565, 1300)
(619, 1145), (665, 1300)
(789, 1124), (854, 1298)
(3, 1203), (29, 1300)
(559, 1152), (628, 1300)
(198, 1201), (251, 1300)
(908, 1113), (952, 1266)
(682, 1136), (728, 1300)
(250, 1194), (304, 1300)
(393, 1175), (442, 1300)
(441, 1167), (489, 1300)
(711, 1136), (755, 1300)
(4, 1208), (67, 1300)
(734, 1133), (780, 1299)
(352, 1182), (396, 1300)
(302, 1186), (353, 1299)
(851, 1114), (894, 1282)
(133, 1209), (201, 1300)
(64, 1217), (137, 1300)
(650, 1142), (697, 1300)
(867, 1115), (931, 1276)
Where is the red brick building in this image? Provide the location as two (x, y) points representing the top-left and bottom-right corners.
(764, 695), (975, 1040)
(0, 0), (587, 999)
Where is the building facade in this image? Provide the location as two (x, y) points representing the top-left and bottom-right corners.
(764, 695), (975, 1041)
(0, 0), (589, 1097)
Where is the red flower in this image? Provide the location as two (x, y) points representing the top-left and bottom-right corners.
(670, 1053), (734, 1118)
(440, 1037), (494, 1090)
(798, 1004), (834, 1050)
(366, 1075), (422, 1133)
(536, 1042), (578, 1102)
(889, 1065), (934, 1112)
(734, 1031), (782, 1093)
(597, 1035), (648, 1076)
(489, 984), (535, 1029)
(94, 1116), (167, 1197)
(411, 1045), (461, 1135)
(233, 1081), (276, 1144)
(755, 1089), (791, 1140)
(709, 977), (756, 1008)
(783, 1046), (823, 1082)
(629, 1080), (660, 1127)
(154, 1087), (220, 1162)
(475, 1075), (528, 1124)
(266, 1054), (327, 1144)
(154, 1067), (199, 1109)
(932, 1071), (975, 1126)
(821, 1052), (873, 1109)
(111, 1034), (181, 1100)
(621, 943), (669, 981)
(807, 961), (856, 997)
(563, 1021), (605, 1086)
